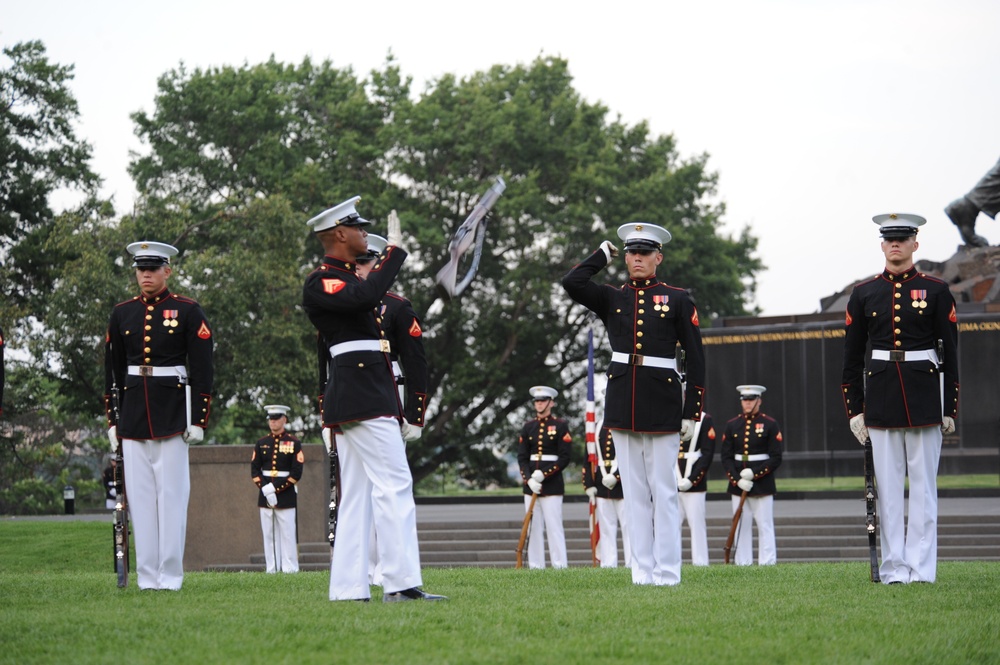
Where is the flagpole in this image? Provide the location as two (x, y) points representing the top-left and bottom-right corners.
(585, 324), (599, 567)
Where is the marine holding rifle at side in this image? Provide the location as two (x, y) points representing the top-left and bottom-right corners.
(104, 241), (214, 590)
(720, 385), (782, 566)
(841, 213), (959, 584)
(251, 404), (304, 574)
(517, 385), (572, 569)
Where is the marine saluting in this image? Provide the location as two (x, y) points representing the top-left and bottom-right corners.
(562, 221), (706, 586)
(302, 195), (445, 602)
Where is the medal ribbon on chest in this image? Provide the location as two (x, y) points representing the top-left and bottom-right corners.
(910, 289), (927, 309)
(162, 309), (179, 327)
(653, 294), (670, 312)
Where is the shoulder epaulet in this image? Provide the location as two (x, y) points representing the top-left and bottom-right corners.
(113, 296), (141, 308)
(918, 273), (948, 285)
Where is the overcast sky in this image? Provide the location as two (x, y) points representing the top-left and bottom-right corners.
(5, 0), (1000, 316)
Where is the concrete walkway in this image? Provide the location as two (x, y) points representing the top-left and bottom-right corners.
(414, 495), (1000, 523)
(6, 496), (998, 524)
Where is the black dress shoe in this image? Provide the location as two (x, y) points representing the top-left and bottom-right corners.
(383, 587), (448, 602)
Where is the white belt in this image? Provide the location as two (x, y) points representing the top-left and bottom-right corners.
(610, 352), (677, 370)
(329, 339), (391, 358)
(678, 451), (702, 461)
(530, 454), (559, 461)
(391, 360), (403, 379)
(127, 365), (187, 380)
(871, 349), (938, 364)
(736, 454), (770, 461)
(261, 470), (290, 478)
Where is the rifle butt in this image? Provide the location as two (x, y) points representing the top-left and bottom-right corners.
(515, 493), (538, 569)
(724, 490), (748, 565)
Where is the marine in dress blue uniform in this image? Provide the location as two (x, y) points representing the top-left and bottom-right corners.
(562, 223), (706, 586)
(842, 213), (959, 584)
(517, 385), (572, 569)
(251, 405), (304, 573)
(582, 425), (631, 568)
(355, 234), (429, 432)
(104, 241), (214, 590)
(720, 386), (783, 565)
(354, 233), (429, 586)
(302, 197), (443, 602)
(676, 413), (715, 566)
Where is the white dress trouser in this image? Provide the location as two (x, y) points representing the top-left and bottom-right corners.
(368, 518), (384, 585)
(122, 436), (189, 590)
(524, 494), (567, 569)
(678, 491), (709, 566)
(731, 494), (776, 565)
(615, 431), (682, 585)
(595, 497), (630, 568)
(329, 417), (422, 600)
(260, 506), (298, 573)
(870, 426), (942, 584)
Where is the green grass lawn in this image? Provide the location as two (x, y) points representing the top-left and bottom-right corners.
(2, 521), (997, 664)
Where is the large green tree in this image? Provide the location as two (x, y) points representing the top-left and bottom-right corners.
(0, 42), (106, 512)
(128, 55), (406, 219)
(380, 58), (760, 483)
(29, 54), (760, 489)
(0, 40), (100, 316)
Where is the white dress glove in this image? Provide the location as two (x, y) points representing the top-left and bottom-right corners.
(401, 420), (422, 441)
(677, 478), (693, 492)
(182, 425), (204, 444)
(599, 240), (619, 262)
(740, 468), (754, 481)
(531, 469), (545, 483)
(322, 427), (333, 455)
(941, 416), (955, 435)
(585, 487), (598, 500)
(527, 478), (543, 494)
(601, 474), (618, 490)
(387, 209), (403, 251)
(108, 426), (119, 452)
(737, 478), (753, 493)
(679, 419), (695, 442)
(262, 483), (278, 507)
(850, 413), (869, 446)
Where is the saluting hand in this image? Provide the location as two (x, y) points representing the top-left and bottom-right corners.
(599, 240), (619, 262)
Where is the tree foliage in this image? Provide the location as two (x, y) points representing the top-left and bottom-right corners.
(0, 40), (100, 316)
(5, 49), (763, 497)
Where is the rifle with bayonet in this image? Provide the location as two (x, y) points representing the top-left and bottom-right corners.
(110, 382), (129, 588)
(863, 437), (880, 582)
(434, 176), (506, 300)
